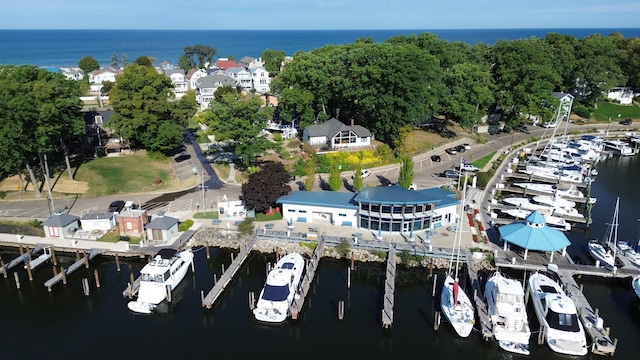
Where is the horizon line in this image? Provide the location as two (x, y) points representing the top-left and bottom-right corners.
(1, 27), (639, 31)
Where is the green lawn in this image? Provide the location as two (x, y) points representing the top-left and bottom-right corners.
(74, 154), (172, 197)
(592, 101), (640, 122)
(471, 151), (496, 169)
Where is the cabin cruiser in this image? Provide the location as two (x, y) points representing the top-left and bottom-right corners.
(617, 240), (640, 267)
(528, 272), (588, 356)
(501, 209), (571, 231)
(503, 197), (553, 213)
(513, 182), (596, 204)
(127, 248), (194, 314)
(531, 195), (583, 218)
(485, 272), (531, 355)
(253, 252), (305, 323)
(521, 164), (586, 184)
(604, 140), (637, 156)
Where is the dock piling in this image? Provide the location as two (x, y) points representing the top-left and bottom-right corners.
(26, 262), (33, 281)
(60, 266), (67, 285)
(94, 269), (100, 288)
(434, 311), (440, 330)
(51, 248), (57, 265)
(82, 278), (90, 296)
(347, 267), (351, 289)
(221, 263), (225, 274)
(206, 244), (210, 259)
(432, 274), (438, 297)
(338, 300), (345, 320)
(350, 252), (354, 270)
(13, 272), (20, 289)
(83, 251), (89, 268)
(249, 291), (255, 310)
(115, 254), (120, 272)
(166, 285), (172, 303)
(0, 257), (6, 278)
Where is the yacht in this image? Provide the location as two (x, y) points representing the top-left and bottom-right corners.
(528, 272), (588, 356)
(127, 248), (194, 314)
(532, 195), (583, 218)
(617, 240), (640, 267)
(253, 252), (305, 323)
(485, 272), (531, 355)
(502, 197), (552, 213)
(513, 182), (596, 204)
(502, 209), (571, 231)
(604, 139), (637, 156)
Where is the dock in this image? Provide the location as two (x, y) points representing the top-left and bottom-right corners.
(44, 249), (105, 291)
(290, 235), (325, 319)
(465, 249), (492, 340)
(381, 245), (396, 328)
(2, 244), (46, 271)
(201, 235), (257, 309)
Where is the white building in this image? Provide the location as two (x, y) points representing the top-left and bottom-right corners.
(303, 118), (372, 149)
(165, 69), (188, 99)
(607, 87), (634, 105)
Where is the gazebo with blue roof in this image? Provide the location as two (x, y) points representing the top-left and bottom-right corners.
(498, 210), (571, 262)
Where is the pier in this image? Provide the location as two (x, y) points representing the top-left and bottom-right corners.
(381, 245), (396, 328)
(44, 249), (105, 291)
(2, 244), (47, 272)
(465, 249), (492, 340)
(201, 235), (258, 309)
(290, 235), (325, 319)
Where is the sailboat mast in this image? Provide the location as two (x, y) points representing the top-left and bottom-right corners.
(454, 181), (467, 280)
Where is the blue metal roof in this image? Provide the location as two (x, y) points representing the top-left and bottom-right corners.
(498, 210), (570, 251)
(353, 186), (458, 207)
(278, 191), (358, 209)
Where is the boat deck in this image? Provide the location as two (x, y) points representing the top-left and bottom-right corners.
(381, 245), (396, 328)
(290, 236), (325, 319)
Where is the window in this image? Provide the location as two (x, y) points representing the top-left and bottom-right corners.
(126, 222), (133, 230)
(382, 206), (391, 214)
(393, 206), (403, 214)
(299, 210), (307, 213)
(360, 203), (369, 211)
(371, 204), (380, 213)
(416, 205), (424, 213)
(404, 206), (414, 214)
(288, 209), (295, 213)
(338, 213), (346, 217)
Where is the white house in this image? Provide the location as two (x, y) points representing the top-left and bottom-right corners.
(146, 215), (179, 244)
(607, 87), (634, 105)
(42, 212), (80, 239)
(165, 69), (188, 99)
(238, 56), (264, 68)
(80, 212), (117, 231)
(250, 66), (271, 94)
(226, 67), (253, 92)
(187, 68), (208, 90)
(59, 67), (84, 81)
(303, 118), (372, 149)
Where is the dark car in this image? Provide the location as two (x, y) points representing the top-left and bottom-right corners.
(431, 155), (442, 162)
(175, 153), (191, 162)
(455, 145), (466, 153)
(620, 118), (632, 125)
(108, 200), (125, 213)
(445, 147), (457, 155)
(443, 170), (461, 178)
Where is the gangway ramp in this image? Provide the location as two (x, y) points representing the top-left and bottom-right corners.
(381, 245), (396, 328)
(290, 236), (325, 319)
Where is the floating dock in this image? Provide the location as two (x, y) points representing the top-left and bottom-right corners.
(381, 245), (396, 328)
(44, 249), (105, 291)
(290, 236), (325, 319)
(201, 235), (257, 309)
(2, 244), (47, 272)
(465, 249), (492, 340)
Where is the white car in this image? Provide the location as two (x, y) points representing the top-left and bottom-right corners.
(460, 164), (479, 172)
(354, 170), (371, 179)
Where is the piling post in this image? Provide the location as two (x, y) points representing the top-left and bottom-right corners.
(432, 274), (438, 297)
(13, 272), (20, 289)
(206, 244), (210, 259)
(61, 266), (67, 285)
(53, 265), (58, 276)
(347, 267), (351, 289)
(115, 254), (121, 272)
(26, 262), (33, 281)
(82, 278), (90, 296)
(83, 251), (89, 268)
(276, 247), (280, 261)
(434, 311), (440, 330)
(19, 246), (24, 256)
(166, 285), (172, 303)
(221, 263), (225, 274)
(26, 246), (32, 265)
(76, 250), (80, 261)
(129, 272), (135, 285)
(595, 308), (599, 318)
(338, 300), (345, 320)
(214, 274), (218, 284)
(0, 257), (6, 278)
(51, 248), (57, 265)
(249, 291), (255, 310)
(231, 252), (235, 262)
(429, 259), (433, 279)
(94, 269), (101, 288)
(350, 252), (354, 270)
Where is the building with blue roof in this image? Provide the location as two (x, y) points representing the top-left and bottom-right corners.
(277, 186), (459, 234)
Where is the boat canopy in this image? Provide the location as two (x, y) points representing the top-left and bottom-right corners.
(262, 284), (290, 302)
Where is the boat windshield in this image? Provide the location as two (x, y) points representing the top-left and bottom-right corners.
(546, 311), (581, 332)
(140, 273), (166, 283)
(497, 293), (523, 305)
(262, 284), (290, 302)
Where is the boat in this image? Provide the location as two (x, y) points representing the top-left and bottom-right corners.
(513, 182), (596, 204)
(532, 194), (583, 217)
(633, 276), (640, 300)
(502, 197), (552, 213)
(23, 247), (52, 270)
(502, 209), (571, 231)
(253, 252), (305, 323)
(617, 240), (640, 267)
(604, 139), (637, 156)
(587, 197), (620, 270)
(440, 181), (475, 337)
(127, 248), (194, 314)
(528, 272), (588, 356)
(485, 272), (531, 355)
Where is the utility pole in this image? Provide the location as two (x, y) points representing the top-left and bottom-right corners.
(199, 167), (207, 214)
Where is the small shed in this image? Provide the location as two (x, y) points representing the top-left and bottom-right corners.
(81, 212), (117, 231)
(146, 215), (179, 243)
(42, 212), (80, 239)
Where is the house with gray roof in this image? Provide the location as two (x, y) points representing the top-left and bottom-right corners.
(196, 73), (236, 109)
(42, 213), (80, 239)
(303, 118), (372, 149)
(146, 215), (179, 243)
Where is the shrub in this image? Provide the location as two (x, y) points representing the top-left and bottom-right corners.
(26, 219), (42, 228)
(299, 241), (318, 251)
(146, 151), (166, 161)
(237, 218), (255, 237)
(153, 176), (162, 185)
(573, 104), (592, 119)
(335, 239), (351, 258)
(178, 219), (194, 231)
(0, 190), (5, 199)
(279, 149), (290, 159)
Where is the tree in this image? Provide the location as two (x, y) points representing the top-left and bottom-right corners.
(122, 53), (129, 67)
(398, 156), (414, 189)
(180, 45), (217, 71)
(111, 52), (119, 69)
(133, 56), (153, 67)
(78, 55), (100, 74)
(328, 161), (342, 191)
(108, 64), (181, 153)
(441, 63), (494, 131)
(100, 81), (115, 95)
(573, 34), (626, 105)
(352, 162), (363, 191)
(261, 49), (286, 75)
(170, 90), (199, 125)
(241, 162), (292, 213)
(304, 157), (316, 191)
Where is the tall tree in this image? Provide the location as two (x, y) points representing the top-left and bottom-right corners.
(304, 157), (316, 191)
(261, 49), (286, 75)
(441, 62), (494, 131)
(170, 90), (199, 125)
(573, 34), (626, 105)
(122, 53), (129, 67)
(180, 45), (217, 71)
(111, 52), (119, 69)
(78, 55), (100, 74)
(328, 161), (342, 191)
(241, 162), (292, 213)
(352, 162), (363, 191)
(398, 156), (414, 190)
(133, 56), (153, 67)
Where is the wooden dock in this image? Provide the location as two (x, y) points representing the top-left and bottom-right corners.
(465, 249), (492, 340)
(201, 235), (257, 309)
(2, 244), (46, 271)
(44, 249), (105, 291)
(381, 245), (396, 328)
(290, 236), (325, 319)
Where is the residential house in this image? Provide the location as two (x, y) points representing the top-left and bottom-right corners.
(226, 67), (253, 92)
(88, 68), (123, 92)
(42, 212), (80, 239)
(187, 68), (207, 90)
(165, 69), (188, 99)
(215, 58), (239, 70)
(238, 56), (263, 68)
(607, 87), (634, 105)
(59, 67), (84, 81)
(145, 214), (179, 244)
(303, 118), (372, 149)
(196, 73), (236, 109)
(250, 66), (271, 93)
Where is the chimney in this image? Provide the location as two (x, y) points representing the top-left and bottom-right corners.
(350, 118), (354, 126)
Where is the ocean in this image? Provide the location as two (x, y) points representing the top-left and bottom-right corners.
(1, 28), (640, 68)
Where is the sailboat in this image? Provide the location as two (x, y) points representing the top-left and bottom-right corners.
(440, 181), (475, 337)
(587, 197), (619, 270)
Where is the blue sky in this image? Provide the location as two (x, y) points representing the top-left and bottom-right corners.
(2, 0), (640, 30)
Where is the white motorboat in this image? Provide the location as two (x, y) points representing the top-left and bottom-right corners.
(502, 209), (571, 231)
(502, 197), (552, 213)
(588, 197), (620, 270)
(513, 182), (596, 204)
(633, 276), (640, 300)
(604, 140), (638, 156)
(485, 272), (531, 355)
(253, 252), (305, 323)
(532, 195), (583, 218)
(127, 248), (194, 314)
(521, 165), (586, 184)
(440, 181), (475, 337)
(617, 240), (640, 267)
(23, 247), (52, 270)
(528, 272), (588, 356)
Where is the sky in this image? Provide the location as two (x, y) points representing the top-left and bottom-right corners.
(2, 0), (640, 30)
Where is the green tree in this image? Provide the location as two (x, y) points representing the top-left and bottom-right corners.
(261, 49), (286, 75)
(170, 90), (199, 125)
(352, 162), (363, 191)
(398, 156), (414, 189)
(304, 157), (316, 191)
(122, 53), (129, 67)
(573, 34), (626, 105)
(328, 161), (342, 191)
(441, 62), (494, 131)
(181, 45), (217, 70)
(109, 64), (182, 153)
(241, 162), (292, 213)
(78, 55), (100, 74)
(111, 52), (119, 69)
(100, 81), (115, 95)
(133, 56), (154, 67)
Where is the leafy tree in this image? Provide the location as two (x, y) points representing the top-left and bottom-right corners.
(133, 56), (154, 67)
(261, 49), (286, 75)
(304, 157), (316, 191)
(573, 34), (626, 105)
(441, 63), (494, 131)
(396, 124), (417, 157)
(398, 156), (414, 189)
(328, 161), (342, 191)
(241, 162), (292, 213)
(111, 52), (119, 69)
(100, 81), (115, 95)
(170, 90), (199, 125)
(109, 64), (182, 153)
(181, 45), (217, 70)
(78, 55), (100, 74)
(352, 162), (363, 191)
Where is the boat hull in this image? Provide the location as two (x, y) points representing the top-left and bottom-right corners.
(253, 253), (305, 323)
(440, 275), (475, 337)
(485, 272), (531, 354)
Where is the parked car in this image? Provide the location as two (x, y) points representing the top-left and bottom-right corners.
(462, 143), (471, 150)
(443, 170), (461, 178)
(108, 200), (125, 213)
(353, 169), (371, 179)
(431, 155), (441, 162)
(620, 118), (632, 125)
(175, 153), (191, 162)
(455, 145), (466, 153)
(460, 164), (479, 172)
(445, 147), (457, 155)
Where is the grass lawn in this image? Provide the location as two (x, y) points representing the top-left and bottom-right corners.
(74, 153), (174, 197)
(592, 101), (640, 122)
(471, 151), (496, 169)
(193, 211), (219, 219)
